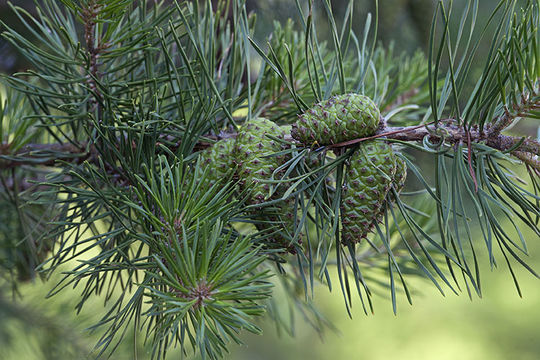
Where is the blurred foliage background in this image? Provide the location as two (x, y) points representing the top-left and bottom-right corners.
(0, 0), (538, 359)
(1, 221), (538, 360)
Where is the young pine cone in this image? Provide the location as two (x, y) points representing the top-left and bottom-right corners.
(341, 141), (407, 245)
(291, 93), (381, 145)
(234, 118), (300, 252)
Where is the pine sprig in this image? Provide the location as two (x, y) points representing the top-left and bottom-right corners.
(145, 221), (272, 360)
(0, 0), (539, 359)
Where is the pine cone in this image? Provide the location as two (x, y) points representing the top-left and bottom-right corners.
(234, 118), (288, 203)
(198, 138), (236, 187)
(291, 93), (380, 145)
(393, 155), (407, 193)
(341, 141), (403, 245)
(364, 154), (408, 235)
(234, 118), (299, 252)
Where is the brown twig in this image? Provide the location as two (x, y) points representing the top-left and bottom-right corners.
(326, 121), (438, 148)
(81, 1), (110, 116)
(0, 143), (93, 169)
(487, 91), (540, 137)
(1, 120), (539, 171)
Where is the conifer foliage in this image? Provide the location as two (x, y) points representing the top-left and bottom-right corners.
(0, 0), (539, 359)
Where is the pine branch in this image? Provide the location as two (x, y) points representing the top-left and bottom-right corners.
(1, 1), (539, 358)
(372, 122), (540, 158)
(487, 90), (540, 137)
(2, 116), (538, 170)
(81, 0), (107, 111)
(0, 142), (92, 169)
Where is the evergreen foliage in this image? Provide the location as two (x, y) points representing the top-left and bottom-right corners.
(0, 0), (538, 359)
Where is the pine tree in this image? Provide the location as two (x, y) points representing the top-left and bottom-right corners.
(0, 0), (539, 359)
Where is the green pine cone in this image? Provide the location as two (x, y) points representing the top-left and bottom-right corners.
(234, 118), (299, 252)
(256, 195), (299, 254)
(234, 118), (288, 204)
(393, 155), (407, 193)
(291, 93), (381, 145)
(198, 138), (236, 188)
(341, 141), (400, 244)
(364, 154), (408, 234)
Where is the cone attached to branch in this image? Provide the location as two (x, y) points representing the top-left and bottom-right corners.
(198, 138), (236, 187)
(291, 93), (381, 145)
(234, 118), (299, 252)
(341, 141), (406, 245)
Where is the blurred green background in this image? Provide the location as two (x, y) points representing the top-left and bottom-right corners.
(1, 226), (538, 360)
(1, 0), (538, 359)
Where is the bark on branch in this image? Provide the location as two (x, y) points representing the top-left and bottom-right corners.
(4, 121), (540, 169)
(1, 121), (539, 171)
